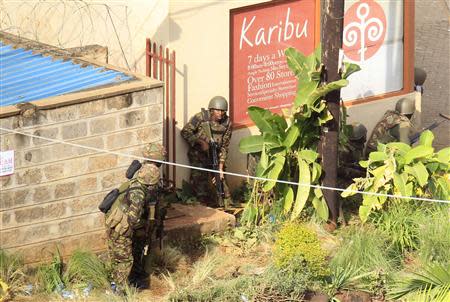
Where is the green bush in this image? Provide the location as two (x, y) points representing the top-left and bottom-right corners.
(388, 262), (450, 301)
(273, 222), (328, 278)
(63, 249), (109, 289)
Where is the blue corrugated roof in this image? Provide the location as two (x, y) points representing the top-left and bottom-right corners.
(0, 41), (134, 106)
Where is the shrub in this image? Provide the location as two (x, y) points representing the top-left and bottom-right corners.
(63, 249), (109, 289)
(273, 222), (328, 278)
(388, 262), (450, 301)
(342, 131), (449, 222)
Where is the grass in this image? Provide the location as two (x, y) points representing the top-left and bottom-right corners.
(330, 225), (400, 295)
(63, 249), (110, 289)
(416, 204), (450, 265)
(35, 249), (64, 293)
(0, 249), (27, 300)
(372, 201), (425, 254)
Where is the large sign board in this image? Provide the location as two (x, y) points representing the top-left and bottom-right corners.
(230, 0), (319, 127)
(341, 0), (407, 102)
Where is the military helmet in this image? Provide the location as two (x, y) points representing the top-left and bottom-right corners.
(142, 143), (166, 161)
(137, 163), (160, 185)
(208, 96), (228, 111)
(395, 98), (415, 115)
(414, 67), (427, 86)
(349, 122), (367, 141)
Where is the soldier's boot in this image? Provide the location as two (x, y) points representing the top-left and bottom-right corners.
(129, 277), (150, 290)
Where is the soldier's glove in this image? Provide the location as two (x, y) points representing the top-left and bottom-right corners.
(115, 215), (130, 236)
(196, 139), (209, 152)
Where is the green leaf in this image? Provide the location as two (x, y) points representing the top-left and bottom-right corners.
(263, 133), (282, 149)
(411, 162), (429, 187)
(342, 183), (358, 197)
(305, 79), (349, 105)
(436, 147), (450, 164)
(294, 81), (319, 108)
(369, 151), (387, 162)
(283, 186), (294, 214)
(404, 146), (434, 164)
(341, 62), (361, 79)
(435, 177), (450, 200)
(239, 135), (264, 154)
(298, 149), (319, 163)
(426, 162), (440, 173)
(283, 124), (300, 148)
(262, 154), (286, 192)
(419, 130), (434, 147)
(311, 162), (322, 182)
(291, 157), (311, 220)
(248, 107), (274, 133)
(359, 205), (371, 223)
(270, 115), (288, 133)
(393, 172), (408, 196)
(359, 160), (369, 168)
(386, 142), (412, 155)
(285, 47), (309, 78)
(314, 187), (323, 198)
(312, 197), (329, 221)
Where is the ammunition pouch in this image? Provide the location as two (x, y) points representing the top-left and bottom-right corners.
(99, 189), (119, 213)
(126, 160), (142, 179)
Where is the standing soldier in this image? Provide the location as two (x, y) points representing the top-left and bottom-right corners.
(104, 158), (161, 290)
(181, 96), (232, 208)
(365, 98), (417, 156)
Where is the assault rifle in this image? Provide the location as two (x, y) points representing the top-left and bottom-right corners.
(409, 113), (450, 144)
(201, 118), (225, 207)
(209, 140), (225, 207)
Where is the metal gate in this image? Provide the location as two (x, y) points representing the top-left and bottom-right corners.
(145, 38), (176, 182)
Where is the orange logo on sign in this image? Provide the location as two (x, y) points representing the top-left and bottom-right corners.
(343, 0), (386, 62)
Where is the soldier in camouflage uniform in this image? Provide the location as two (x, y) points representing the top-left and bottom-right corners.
(181, 96), (232, 207)
(104, 161), (160, 289)
(338, 122), (367, 180)
(365, 98), (417, 156)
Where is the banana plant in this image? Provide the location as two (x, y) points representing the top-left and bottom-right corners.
(342, 130), (450, 222)
(239, 45), (360, 224)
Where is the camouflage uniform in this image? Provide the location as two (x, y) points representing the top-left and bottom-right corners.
(180, 110), (232, 207)
(365, 110), (415, 156)
(105, 163), (160, 286)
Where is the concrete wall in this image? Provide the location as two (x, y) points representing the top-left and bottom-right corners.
(0, 88), (163, 264)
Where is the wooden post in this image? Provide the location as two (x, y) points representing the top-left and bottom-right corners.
(320, 0), (345, 229)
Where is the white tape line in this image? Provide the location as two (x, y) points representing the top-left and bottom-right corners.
(1, 127), (449, 204)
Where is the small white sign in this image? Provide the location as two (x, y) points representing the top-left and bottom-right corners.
(0, 150), (15, 176)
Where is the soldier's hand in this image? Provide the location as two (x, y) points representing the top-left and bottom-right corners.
(196, 139), (209, 152)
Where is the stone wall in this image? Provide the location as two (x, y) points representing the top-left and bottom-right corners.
(0, 87), (163, 264)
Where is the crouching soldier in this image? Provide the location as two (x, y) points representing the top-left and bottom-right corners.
(103, 162), (161, 290)
(365, 98), (417, 156)
(339, 122), (367, 181)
